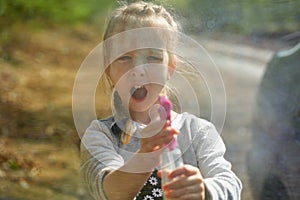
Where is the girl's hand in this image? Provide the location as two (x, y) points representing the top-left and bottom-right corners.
(158, 165), (205, 200)
(139, 120), (179, 153)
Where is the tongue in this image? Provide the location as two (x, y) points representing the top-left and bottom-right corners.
(132, 88), (147, 100)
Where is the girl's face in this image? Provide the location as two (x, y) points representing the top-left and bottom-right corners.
(108, 48), (174, 122)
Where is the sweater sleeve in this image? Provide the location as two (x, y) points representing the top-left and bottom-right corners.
(192, 121), (242, 200)
(80, 120), (124, 200)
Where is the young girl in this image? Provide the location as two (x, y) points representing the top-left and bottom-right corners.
(80, 1), (242, 200)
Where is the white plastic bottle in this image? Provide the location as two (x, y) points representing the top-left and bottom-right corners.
(161, 138), (184, 184)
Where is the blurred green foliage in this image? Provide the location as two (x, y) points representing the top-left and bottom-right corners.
(173, 0), (300, 35)
(0, 0), (299, 34)
(0, 0), (114, 26)
(0, 0), (114, 60)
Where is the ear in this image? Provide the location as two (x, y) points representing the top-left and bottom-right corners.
(168, 55), (177, 78)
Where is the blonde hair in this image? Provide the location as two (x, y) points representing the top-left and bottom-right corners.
(101, 1), (180, 144)
(103, 1), (178, 40)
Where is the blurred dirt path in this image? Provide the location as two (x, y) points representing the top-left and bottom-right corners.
(194, 36), (276, 200)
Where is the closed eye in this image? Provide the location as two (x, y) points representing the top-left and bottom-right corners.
(147, 56), (163, 62)
(117, 55), (132, 61)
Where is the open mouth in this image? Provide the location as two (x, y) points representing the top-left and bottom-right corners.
(130, 85), (148, 101)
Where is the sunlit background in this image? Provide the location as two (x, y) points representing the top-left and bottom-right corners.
(0, 0), (299, 199)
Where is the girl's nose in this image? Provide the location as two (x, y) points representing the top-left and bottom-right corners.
(131, 66), (145, 78)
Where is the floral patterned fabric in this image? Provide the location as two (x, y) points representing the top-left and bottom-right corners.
(134, 169), (163, 200)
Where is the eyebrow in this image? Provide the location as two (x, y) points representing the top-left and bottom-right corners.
(145, 49), (164, 55)
(121, 49), (164, 56)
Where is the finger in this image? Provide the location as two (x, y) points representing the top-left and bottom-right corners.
(142, 119), (176, 139)
(155, 135), (176, 150)
(165, 184), (204, 199)
(141, 125), (179, 153)
(150, 127), (178, 143)
(163, 175), (203, 190)
(157, 170), (162, 178)
(171, 192), (204, 200)
(168, 165), (199, 179)
(164, 120), (171, 127)
(142, 139), (167, 152)
(164, 177), (205, 200)
(142, 121), (165, 137)
(142, 131), (177, 152)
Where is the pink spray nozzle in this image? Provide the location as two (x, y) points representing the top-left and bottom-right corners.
(158, 95), (178, 150)
(158, 95), (172, 122)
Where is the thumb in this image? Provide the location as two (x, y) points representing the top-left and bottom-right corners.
(157, 170), (162, 178)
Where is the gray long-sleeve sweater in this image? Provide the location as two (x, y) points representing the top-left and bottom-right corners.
(80, 112), (242, 200)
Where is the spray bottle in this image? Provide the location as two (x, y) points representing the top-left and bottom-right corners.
(158, 95), (184, 199)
